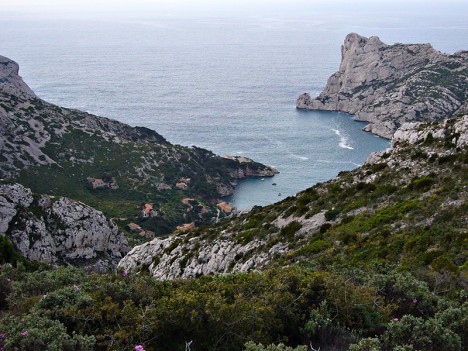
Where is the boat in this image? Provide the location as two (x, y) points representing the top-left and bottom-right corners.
(261, 178), (265, 181)
(272, 183), (277, 186)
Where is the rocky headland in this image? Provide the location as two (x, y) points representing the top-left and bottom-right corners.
(297, 33), (467, 138)
(0, 54), (277, 237)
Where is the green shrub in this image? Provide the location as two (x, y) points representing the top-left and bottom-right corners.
(319, 223), (332, 233)
(280, 221), (302, 240)
(244, 342), (307, 351)
(424, 132), (434, 145)
(382, 315), (461, 351)
(349, 338), (380, 351)
(370, 163), (387, 173)
(325, 209), (340, 221)
(410, 176), (435, 190)
(0, 313), (95, 351)
(356, 182), (377, 192)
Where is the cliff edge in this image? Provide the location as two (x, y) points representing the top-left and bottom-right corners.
(297, 33), (467, 138)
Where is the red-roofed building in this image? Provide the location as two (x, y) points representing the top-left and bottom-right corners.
(140, 203), (156, 218)
(217, 202), (233, 213)
(176, 222), (196, 231)
(176, 182), (188, 190)
(91, 178), (106, 189)
(127, 223), (142, 233)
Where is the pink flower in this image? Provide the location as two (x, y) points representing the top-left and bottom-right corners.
(73, 285), (80, 291)
(6, 278), (10, 282)
(393, 318), (399, 322)
(0, 333), (6, 338)
(412, 298), (418, 304)
(121, 271), (128, 278)
(21, 331), (28, 336)
(135, 345), (145, 351)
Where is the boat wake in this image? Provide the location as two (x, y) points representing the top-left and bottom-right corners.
(332, 129), (354, 150)
(292, 154), (309, 160)
(261, 134), (308, 161)
(317, 159), (361, 167)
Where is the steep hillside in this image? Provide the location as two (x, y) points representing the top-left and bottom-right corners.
(1, 116), (466, 351)
(120, 115), (467, 286)
(297, 33), (467, 138)
(0, 182), (128, 272)
(0, 55), (277, 238)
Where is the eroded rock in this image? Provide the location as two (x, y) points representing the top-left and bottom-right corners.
(297, 33), (467, 138)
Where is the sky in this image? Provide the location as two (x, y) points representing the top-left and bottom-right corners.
(2, 0), (467, 17)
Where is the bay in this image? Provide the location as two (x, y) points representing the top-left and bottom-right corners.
(1, 9), (466, 209)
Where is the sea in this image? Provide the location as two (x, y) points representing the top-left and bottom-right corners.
(1, 5), (467, 210)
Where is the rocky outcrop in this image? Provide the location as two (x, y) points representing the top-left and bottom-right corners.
(297, 33), (467, 138)
(365, 114), (468, 178)
(0, 55), (36, 99)
(118, 199), (328, 279)
(119, 115), (468, 280)
(0, 183), (129, 272)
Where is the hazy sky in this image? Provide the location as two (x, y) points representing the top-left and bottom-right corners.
(3, 0), (467, 17)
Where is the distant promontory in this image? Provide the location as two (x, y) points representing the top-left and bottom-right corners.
(297, 33), (467, 138)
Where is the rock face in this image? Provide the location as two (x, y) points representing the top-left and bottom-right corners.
(0, 183), (129, 272)
(119, 115), (468, 280)
(0, 55), (36, 99)
(118, 210), (327, 280)
(297, 33), (467, 138)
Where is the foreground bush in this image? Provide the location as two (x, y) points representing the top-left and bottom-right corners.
(0, 264), (465, 351)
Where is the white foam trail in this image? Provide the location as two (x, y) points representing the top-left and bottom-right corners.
(261, 134), (308, 160)
(332, 129), (354, 150)
(317, 159), (361, 167)
(292, 155), (309, 160)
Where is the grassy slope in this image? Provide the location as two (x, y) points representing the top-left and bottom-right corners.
(160, 116), (467, 289)
(0, 92), (273, 240)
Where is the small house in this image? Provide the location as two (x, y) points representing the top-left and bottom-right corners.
(176, 222), (196, 231)
(217, 202), (233, 213)
(91, 178), (107, 189)
(140, 203), (155, 218)
(127, 223), (142, 233)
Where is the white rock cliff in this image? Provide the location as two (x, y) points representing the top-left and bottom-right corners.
(297, 33), (467, 138)
(0, 183), (129, 271)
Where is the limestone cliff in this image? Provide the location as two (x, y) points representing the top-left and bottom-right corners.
(119, 115), (467, 279)
(0, 183), (129, 272)
(297, 33), (467, 138)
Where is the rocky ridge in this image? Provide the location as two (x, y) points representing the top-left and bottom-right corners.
(0, 55), (277, 236)
(0, 182), (129, 271)
(297, 33), (467, 138)
(119, 115), (468, 279)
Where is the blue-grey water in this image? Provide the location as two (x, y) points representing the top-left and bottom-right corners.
(1, 8), (466, 209)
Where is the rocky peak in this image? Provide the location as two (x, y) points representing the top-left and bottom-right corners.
(341, 33), (386, 60)
(297, 33), (467, 138)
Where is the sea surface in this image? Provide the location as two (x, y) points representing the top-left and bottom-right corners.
(1, 9), (466, 209)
